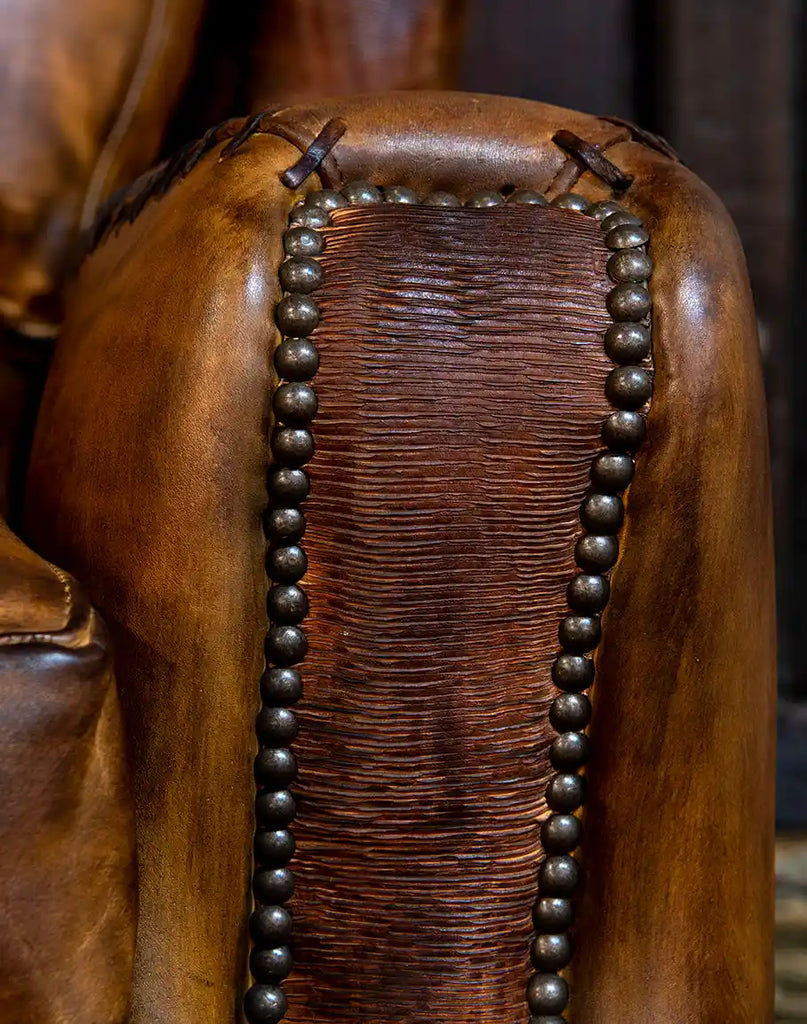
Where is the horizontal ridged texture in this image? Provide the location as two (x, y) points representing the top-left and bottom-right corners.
(285, 203), (612, 1022)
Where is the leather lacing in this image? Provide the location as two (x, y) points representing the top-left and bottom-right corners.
(84, 112), (347, 254)
(84, 111), (678, 256)
(552, 130), (635, 193)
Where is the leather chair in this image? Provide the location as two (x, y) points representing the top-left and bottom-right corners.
(1, 93), (774, 1023)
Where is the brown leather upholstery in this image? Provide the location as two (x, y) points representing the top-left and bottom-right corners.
(288, 202), (612, 1018)
(0, 519), (134, 1024)
(19, 92), (774, 1022)
(0, 1), (467, 524)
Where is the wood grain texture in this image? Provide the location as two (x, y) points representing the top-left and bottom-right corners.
(285, 203), (612, 1021)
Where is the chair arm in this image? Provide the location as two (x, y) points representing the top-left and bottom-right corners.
(0, 517), (134, 1024)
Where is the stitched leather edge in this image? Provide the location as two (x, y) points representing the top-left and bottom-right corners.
(83, 106), (673, 256)
(0, 577), (100, 650)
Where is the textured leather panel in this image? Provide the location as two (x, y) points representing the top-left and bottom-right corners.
(287, 203), (611, 1021)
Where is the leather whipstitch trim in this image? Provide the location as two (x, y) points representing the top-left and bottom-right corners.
(83, 110), (342, 255)
(84, 113), (666, 257)
(552, 130), (634, 192)
(84, 116), (246, 254)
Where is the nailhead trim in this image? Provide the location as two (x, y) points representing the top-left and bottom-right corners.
(246, 184), (653, 1024)
(525, 191), (653, 1023)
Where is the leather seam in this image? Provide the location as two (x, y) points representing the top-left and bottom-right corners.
(85, 115), (638, 255)
(78, 0), (168, 234)
(51, 565), (74, 629)
(0, 560), (75, 644)
(86, 112), (336, 255)
(547, 125), (632, 199)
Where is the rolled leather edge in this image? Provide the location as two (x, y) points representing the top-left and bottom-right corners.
(568, 145), (776, 1021)
(0, 518), (135, 1024)
(24, 132), (301, 1024)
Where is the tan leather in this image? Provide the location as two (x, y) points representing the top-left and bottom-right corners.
(0, 516), (68, 635)
(569, 138), (777, 1023)
(23, 92), (775, 1022)
(0, 0), (206, 338)
(26, 136), (292, 1024)
(0, 517), (134, 1024)
(264, 91), (630, 193)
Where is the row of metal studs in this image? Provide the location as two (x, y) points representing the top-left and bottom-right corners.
(525, 194), (653, 1024)
(244, 192), (328, 1024)
(246, 181), (653, 1024)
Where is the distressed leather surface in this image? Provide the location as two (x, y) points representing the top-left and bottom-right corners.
(23, 92), (775, 1022)
(288, 203), (611, 1021)
(0, 518), (134, 1024)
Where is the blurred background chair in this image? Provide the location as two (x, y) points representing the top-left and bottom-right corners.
(0, 0), (465, 523)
